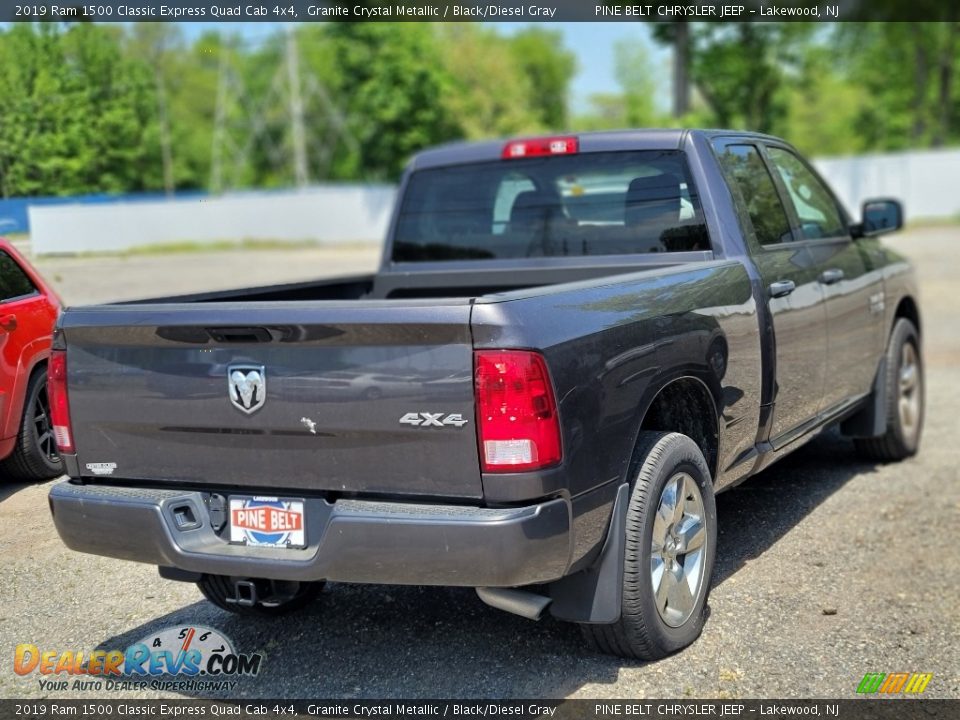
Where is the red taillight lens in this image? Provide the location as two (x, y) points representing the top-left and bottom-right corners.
(48, 350), (74, 454)
(475, 350), (562, 473)
(502, 136), (578, 159)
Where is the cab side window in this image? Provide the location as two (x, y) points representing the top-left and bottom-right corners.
(0, 251), (37, 302)
(766, 147), (847, 240)
(717, 144), (793, 246)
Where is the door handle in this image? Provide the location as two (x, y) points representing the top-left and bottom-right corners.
(819, 268), (845, 285)
(768, 280), (796, 298)
(0, 314), (17, 332)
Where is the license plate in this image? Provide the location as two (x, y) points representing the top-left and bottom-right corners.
(229, 496), (305, 548)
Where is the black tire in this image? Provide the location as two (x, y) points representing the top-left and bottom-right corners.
(197, 574), (324, 616)
(581, 432), (717, 660)
(854, 318), (924, 462)
(0, 368), (63, 482)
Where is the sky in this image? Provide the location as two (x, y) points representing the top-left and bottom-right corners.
(183, 21), (671, 114)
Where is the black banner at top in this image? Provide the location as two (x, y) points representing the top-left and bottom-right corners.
(0, 700), (958, 720)
(0, 0), (954, 23)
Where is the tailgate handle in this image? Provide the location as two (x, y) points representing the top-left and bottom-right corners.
(207, 327), (273, 343)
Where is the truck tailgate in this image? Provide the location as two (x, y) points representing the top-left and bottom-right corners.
(60, 302), (483, 499)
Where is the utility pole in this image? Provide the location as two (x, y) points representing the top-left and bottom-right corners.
(285, 26), (309, 188)
(155, 69), (175, 197)
(210, 48), (229, 194)
(672, 21), (690, 118)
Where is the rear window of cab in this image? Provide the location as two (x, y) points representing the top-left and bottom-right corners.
(393, 149), (710, 262)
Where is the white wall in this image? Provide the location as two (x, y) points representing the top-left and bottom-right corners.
(29, 185), (396, 255)
(27, 149), (960, 255)
(813, 148), (960, 222)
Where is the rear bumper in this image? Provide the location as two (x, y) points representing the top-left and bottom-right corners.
(48, 481), (572, 587)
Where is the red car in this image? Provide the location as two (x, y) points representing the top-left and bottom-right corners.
(0, 238), (62, 481)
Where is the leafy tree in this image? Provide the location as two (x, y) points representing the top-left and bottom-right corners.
(436, 24), (544, 141)
(506, 27), (577, 130)
(573, 40), (665, 131)
(0, 23), (161, 197)
(323, 23), (460, 180)
(687, 23), (814, 134)
(782, 46), (869, 156)
(838, 21), (960, 150)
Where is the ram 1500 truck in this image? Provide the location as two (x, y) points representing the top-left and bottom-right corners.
(48, 130), (923, 659)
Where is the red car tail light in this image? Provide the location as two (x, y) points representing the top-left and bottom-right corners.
(48, 349), (74, 453)
(474, 350), (562, 473)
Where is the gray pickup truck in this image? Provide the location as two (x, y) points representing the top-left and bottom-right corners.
(48, 130), (923, 659)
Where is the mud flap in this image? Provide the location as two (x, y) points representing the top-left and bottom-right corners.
(840, 357), (887, 438)
(547, 482), (628, 623)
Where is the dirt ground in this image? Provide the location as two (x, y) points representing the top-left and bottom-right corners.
(0, 229), (957, 700)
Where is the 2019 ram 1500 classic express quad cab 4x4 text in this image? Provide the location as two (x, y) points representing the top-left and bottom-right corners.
(47, 131), (922, 659)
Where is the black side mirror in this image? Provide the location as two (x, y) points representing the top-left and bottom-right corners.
(860, 199), (903, 237)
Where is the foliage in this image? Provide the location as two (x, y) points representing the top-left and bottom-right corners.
(505, 27), (576, 130)
(2, 20), (960, 198)
(574, 40), (666, 130)
(435, 24), (542, 142)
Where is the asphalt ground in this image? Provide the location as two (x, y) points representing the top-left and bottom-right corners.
(0, 229), (957, 700)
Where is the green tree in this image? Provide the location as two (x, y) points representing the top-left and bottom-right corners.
(838, 21), (960, 150)
(0, 23), (161, 197)
(437, 24), (544, 141)
(782, 46), (869, 156)
(506, 27), (576, 130)
(687, 23), (813, 134)
(323, 23), (459, 180)
(573, 39), (665, 131)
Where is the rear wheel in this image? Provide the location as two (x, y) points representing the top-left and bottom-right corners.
(854, 318), (924, 462)
(580, 432), (717, 659)
(0, 369), (63, 482)
(197, 574), (324, 616)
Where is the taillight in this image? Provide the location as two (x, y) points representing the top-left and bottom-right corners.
(48, 350), (74, 453)
(474, 350), (562, 473)
(502, 136), (578, 159)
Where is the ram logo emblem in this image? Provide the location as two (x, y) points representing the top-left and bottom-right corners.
(228, 365), (266, 414)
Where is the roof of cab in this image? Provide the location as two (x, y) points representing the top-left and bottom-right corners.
(407, 129), (785, 171)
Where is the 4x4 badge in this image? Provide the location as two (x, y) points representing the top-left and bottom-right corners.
(399, 412), (469, 428)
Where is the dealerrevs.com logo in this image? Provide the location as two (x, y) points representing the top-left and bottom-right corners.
(14, 625), (263, 693)
(856, 672), (933, 694)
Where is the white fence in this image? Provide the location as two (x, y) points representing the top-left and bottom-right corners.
(25, 148), (960, 255)
(813, 148), (960, 222)
(29, 185), (396, 255)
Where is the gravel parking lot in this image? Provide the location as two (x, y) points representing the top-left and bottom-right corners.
(1, 229), (957, 700)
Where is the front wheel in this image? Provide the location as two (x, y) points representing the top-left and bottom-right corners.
(581, 432), (717, 660)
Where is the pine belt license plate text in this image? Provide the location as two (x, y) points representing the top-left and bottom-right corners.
(229, 496), (306, 548)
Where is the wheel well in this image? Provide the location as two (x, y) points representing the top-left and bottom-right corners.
(638, 377), (719, 482)
(894, 296), (921, 337)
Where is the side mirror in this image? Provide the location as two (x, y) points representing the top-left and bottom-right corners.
(860, 199), (903, 237)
